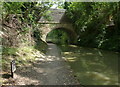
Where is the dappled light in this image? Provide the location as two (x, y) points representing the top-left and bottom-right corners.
(69, 45), (78, 48)
(12, 43), (79, 85)
(1, 1), (119, 86)
(59, 45), (119, 85)
(65, 57), (76, 62)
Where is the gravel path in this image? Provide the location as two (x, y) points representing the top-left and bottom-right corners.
(14, 43), (79, 85)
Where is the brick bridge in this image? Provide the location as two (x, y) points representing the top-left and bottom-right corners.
(39, 9), (77, 44)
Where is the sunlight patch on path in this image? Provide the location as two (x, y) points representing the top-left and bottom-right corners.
(14, 43), (79, 85)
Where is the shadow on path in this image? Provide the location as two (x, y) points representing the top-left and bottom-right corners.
(15, 43), (79, 85)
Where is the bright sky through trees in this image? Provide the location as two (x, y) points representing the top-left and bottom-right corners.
(51, 4), (58, 8)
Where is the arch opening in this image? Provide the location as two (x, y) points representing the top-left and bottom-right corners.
(46, 28), (75, 45)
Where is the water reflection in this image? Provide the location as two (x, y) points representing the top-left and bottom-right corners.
(59, 45), (119, 85)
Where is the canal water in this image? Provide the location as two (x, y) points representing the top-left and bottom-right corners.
(58, 45), (119, 85)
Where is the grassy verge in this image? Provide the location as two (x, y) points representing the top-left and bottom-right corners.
(1, 45), (46, 84)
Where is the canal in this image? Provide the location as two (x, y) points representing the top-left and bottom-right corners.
(58, 44), (119, 85)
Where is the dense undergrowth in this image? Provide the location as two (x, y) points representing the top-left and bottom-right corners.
(65, 2), (120, 52)
(1, 2), (50, 84)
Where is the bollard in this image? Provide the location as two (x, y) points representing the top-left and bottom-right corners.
(10, 60), (16, 78)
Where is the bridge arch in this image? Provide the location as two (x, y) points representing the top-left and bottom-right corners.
(40, 24), (77, 44)
(39, 8), (77, 44)
(46, 27), (77, 44)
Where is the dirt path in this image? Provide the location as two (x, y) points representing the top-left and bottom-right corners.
(14, 43), (79, 85)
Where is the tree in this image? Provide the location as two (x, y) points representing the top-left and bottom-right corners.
(66, 2), (119, 51)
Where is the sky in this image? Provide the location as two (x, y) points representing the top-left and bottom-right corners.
(51, 4), (58, 8)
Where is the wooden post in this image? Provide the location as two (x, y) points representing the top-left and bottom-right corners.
(11, 61), (13, 78)
(10, 60), (16, 78)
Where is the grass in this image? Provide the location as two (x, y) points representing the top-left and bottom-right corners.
(2, 46), (45, 72)
(1, 45), (46, 85)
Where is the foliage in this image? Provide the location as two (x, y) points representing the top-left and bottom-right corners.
(46, 29), (70, 45)
(3, 2), (52, 20)
(1, 2), (51, 73)
(2, 2), (54, 49)
(65, 2), (119, 52)
(2, 2), (53, 37)
(3, 47), (18, 55)
(3, 2), (24, 14)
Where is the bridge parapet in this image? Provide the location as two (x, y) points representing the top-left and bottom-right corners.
(39, 9), (66, 24)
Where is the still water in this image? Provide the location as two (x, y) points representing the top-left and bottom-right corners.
(58, 45), (119, 85)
